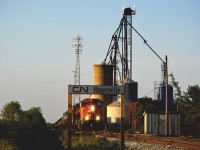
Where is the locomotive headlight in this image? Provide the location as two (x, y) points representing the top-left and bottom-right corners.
(85, 115), (89, 120)
(96, 115), (100, 121)
(91, 105), (95, 112)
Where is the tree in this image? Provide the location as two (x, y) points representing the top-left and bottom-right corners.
(23, 107), (46, 128)
(169, 73), (183, 111)
(0, 101), (23, 138)
(169, 75), (200, 137)
(136, 97), (160, 131)
(184, 85), (200, 104)
(182, 85), (200, 125)
(0, 101), (23, 123)
(0, 101), (64, 149)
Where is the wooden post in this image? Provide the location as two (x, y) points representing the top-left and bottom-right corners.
(103, 101), (107, 136)
(120, 94), (125, 150)
(67, 93), (72, 149)
(165, 55), (169, 136)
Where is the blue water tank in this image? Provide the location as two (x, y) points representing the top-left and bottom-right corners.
(159, 84), (174, 110)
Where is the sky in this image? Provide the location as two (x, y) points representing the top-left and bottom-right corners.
(0, 0), (200, 123)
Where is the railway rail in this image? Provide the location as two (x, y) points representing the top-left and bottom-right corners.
(97, 131), (200, 150)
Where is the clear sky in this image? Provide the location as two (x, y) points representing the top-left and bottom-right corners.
(0, 0), (200, 123)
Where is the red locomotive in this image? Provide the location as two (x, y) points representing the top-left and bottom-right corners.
(72, 98), (103, 131)
(80, 98), (103, 130)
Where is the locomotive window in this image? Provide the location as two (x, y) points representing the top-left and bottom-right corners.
(81, 99), (102, 107)
(93, 101), (102, 106)
(81, 102), (90, 107)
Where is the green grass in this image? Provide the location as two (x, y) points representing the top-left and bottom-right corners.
(62, 132), (120, 150)
(0, 139), (17, 150)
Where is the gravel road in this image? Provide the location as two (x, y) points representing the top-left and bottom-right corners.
(108, 137), (187, 150)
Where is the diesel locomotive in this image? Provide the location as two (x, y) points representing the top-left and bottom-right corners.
(73, 98), (104, 131)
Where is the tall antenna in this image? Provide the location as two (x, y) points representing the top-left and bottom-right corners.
(72, 35), (83, 105)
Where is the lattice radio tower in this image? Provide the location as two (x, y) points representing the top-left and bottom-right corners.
(72, 35), (83, 105)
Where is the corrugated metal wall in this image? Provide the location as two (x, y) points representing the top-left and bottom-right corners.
(144, 112), (180, 136)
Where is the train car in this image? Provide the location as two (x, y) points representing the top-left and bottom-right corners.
(80, 98), (103, 131)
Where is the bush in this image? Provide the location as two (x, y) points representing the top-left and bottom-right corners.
(15, 127), (64, 150)
(64, 132), (120, 149)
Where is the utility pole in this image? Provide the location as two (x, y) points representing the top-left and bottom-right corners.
(67, 93), (72, 149)
(165, 55), (169, 136)
(72, 35), (83, 105)
(121, 94), (125, 150)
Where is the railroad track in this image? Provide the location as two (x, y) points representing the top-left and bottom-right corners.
(97, 131), (200, 150)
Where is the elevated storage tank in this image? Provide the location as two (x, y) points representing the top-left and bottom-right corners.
(160, 84), (174, 110)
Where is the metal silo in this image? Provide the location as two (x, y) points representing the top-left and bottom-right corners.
(91, 64), (113, 123)
(91, 64), (113, 104)
(93, 64), (113, 85)
(124, 78), (138, 102)
(118, 78), (138, 102)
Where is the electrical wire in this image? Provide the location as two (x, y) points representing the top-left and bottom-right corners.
(142, 84), (165, 98)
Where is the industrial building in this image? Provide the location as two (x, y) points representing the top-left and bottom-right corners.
(66, 5), (180, 140)
(144, 111), (180, 136)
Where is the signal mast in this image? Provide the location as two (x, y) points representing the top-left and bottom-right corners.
(72, 35), (83, 105)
